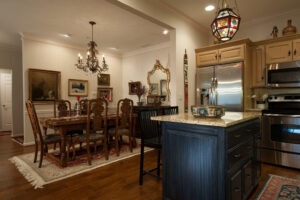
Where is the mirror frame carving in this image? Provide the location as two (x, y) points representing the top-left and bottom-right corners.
(147, 60), (171, 100)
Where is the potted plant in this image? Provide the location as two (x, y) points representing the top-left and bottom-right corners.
(134, 85), (145, 106)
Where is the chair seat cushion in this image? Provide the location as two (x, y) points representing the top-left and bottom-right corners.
(42, 133), (61, 143)
(143, 137), (161, 148)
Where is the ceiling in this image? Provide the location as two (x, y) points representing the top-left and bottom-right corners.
(0, 0), (300, 55)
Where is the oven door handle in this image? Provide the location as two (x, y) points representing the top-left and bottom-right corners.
(263, 113), (300, 117)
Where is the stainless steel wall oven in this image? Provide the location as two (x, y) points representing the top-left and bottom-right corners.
(261, 94), (300, 169)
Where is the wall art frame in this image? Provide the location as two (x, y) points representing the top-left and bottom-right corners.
(28, 68), (61, 102)
(68, 79), (88, 96)
(97, 87), (113, 102)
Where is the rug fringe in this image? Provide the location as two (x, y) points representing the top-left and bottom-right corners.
(9, 156), (45, 189)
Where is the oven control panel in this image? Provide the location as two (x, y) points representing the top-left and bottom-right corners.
(268, 94), (300, 102)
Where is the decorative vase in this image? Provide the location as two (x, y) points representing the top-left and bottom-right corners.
(282, 19), (297, 36)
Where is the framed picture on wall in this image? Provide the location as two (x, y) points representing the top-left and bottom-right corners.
(98, 74), (110, 86)
(68, 79), (88, 96)
(128, 81), (141, 95)
(28, 68), (61, 102)
(97, 87), (113, 102)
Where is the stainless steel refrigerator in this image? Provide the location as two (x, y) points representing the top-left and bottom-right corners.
(196, 62), (243, 112)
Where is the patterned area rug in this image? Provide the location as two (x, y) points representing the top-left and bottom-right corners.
(255, 174), (300, 200)
(10, 145), (149, 189)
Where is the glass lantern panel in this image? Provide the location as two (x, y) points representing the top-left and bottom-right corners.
(217, 18), (229, 28)
(218, 9), (230, 17)
(230, 17), (239, 28)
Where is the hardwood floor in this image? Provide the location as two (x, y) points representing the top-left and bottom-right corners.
(0, 134), (299, 200)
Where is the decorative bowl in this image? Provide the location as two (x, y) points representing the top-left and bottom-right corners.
(191, 105), (225, 118)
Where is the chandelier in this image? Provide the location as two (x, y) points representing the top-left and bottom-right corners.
(75, 21), (108, 78)
(211, 0), (241, 42)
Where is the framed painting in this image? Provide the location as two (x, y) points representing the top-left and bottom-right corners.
(97, 87), (113, 102)
(128, 81), (141, 95)
(98, 74), (110, 86)
(28, 68), (61, 102)
(68, 79), (88, 96)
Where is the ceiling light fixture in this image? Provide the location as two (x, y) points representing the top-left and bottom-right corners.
(163, 30), (169, 35)
(61, 33), (71, 38)
(211, 0), (241, 42)
(75, 21), (108, 78)
(205, 5), (215, 12)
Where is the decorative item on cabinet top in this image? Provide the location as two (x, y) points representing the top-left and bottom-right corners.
(282, 19), (297, 36)
(68, 79), (88, 97)
(270, 26), (278, 39)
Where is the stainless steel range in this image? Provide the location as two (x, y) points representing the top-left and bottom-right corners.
(261, 94), (300, 169)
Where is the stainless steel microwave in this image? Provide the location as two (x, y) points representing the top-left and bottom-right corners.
(267, 61), (300, 87)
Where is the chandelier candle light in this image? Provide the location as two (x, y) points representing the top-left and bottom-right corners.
(211, 0), (241, 42)
(75, 21), (108, 78)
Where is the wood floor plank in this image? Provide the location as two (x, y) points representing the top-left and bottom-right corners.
(1, 135), (299, 199)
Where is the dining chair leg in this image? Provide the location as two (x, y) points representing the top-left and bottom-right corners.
(115, 133), (120, 156)
(157, 149), (161, 177)
(139, 143), (145, 185)
(34, 141), (38, 163)
(129, 135), (133, 153)
(87, 143), (92, 165)
(104, 139), (109, 160)
(39, 143), (44, 168)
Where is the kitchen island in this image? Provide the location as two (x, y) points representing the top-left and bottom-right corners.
(152, 112), (261, 200)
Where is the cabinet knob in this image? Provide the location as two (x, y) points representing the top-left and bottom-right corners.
(234, 187), (241, 192)
(215, 54), (217, 60)
(294, 50), (297, 55)
(219, 54), (221, 59)
(288, 50), (291, 56)
(261, 76), (264, 80)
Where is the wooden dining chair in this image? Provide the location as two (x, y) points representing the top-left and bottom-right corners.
(71, 98), (109, 165)
(108, 98), (134, 156)
(139, 109), (162, 185)
(25, 99), (62, 168)
(53, 99), (72, 117)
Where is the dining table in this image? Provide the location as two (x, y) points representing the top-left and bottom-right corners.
(39, 111), (136, 167)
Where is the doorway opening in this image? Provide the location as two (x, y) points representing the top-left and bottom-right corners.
(0, 69), (13, 134)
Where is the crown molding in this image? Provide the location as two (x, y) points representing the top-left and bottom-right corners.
(122, 41), (170, 58)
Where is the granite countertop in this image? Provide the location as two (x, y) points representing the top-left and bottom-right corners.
(151, 112), (260, 127)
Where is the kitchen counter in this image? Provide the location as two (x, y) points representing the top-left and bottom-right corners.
(152, 111), (260, 127)
(155, 112), (260, 200)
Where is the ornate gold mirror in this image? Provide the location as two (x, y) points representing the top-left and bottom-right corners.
(147, 60), (170, 102)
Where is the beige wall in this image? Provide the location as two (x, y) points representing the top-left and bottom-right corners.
(0, 44), (23, 137)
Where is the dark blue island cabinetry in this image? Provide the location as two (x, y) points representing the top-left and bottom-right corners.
(153, 112), (260, 200)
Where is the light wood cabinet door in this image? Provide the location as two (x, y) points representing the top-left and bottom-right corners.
(252, 45), (266, 87)
(196, 50), (218, 67)
(293, 39), (300, 61)
(266, 41), (293, 64)
(219, 44), (245, 64)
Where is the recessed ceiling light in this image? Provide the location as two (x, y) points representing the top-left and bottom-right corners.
(109, 47), (119, 51)
(163, 30), (169, 35)
(61, 33), (71, 38)
(205, 5), (215, 12)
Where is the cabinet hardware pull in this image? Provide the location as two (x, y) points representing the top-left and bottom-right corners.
(234, 134), (241, 138)
(234, 154), (241, 158)
(261, 76), (264, 80)
(294, 50), (297, 55)
(234, 187), (241, 192)
(215, 54), (217, 60)
(288, 50), (291, 56)
(219, 54), (221, 59)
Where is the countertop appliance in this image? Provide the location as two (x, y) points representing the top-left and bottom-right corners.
(267, 61), (300, 87)
(196, 62), (243, 111)
(261, 93), (300, 169)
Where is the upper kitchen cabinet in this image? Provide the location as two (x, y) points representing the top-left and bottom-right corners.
(196, 44), (245, 67)
(266, 38), (300, 64)
(252, 45), (266, 87)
